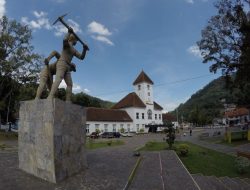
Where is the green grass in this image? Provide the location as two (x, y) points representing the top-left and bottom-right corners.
(86, 139), (124, 149)
(139, 141), (168, 151)
(141, 141), (250, 178)
(0, 131), (18, 141)
(218, 139), (250, 147)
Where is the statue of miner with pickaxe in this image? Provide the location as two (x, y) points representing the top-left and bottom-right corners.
(47, 14), (89, 101)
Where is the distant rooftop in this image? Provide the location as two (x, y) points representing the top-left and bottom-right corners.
(133, 71), (154, 85)
(87, 107), (133, 122)
(112, 92), (146, 109)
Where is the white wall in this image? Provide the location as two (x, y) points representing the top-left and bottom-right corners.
(134, 82), (154, 104)
(122, 105), (163, 133)
(86, 121), (133, 134)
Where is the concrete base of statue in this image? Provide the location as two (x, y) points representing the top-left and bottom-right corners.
(18, 98), (87, 183)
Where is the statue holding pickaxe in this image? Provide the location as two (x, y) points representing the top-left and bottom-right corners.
(46, 14), (89, 101)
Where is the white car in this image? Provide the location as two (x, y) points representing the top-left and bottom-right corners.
(121, 133), (133, 137)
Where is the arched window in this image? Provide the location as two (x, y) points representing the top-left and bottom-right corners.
(147, 109), (152, 120)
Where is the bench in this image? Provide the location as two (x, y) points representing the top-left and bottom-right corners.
(199, 133), (209, 139)
(237, 151), (250, 160)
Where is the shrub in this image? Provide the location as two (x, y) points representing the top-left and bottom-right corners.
(178, 144), (190, 156)
(139, 128), (144, 133)
(120, 128), (125, 133)
(95, 129), (100, 134)
(107, 141), (112, 146)
(235, 156), (250, 174)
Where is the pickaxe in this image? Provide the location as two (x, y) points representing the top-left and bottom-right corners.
(53, 14), (88, 48)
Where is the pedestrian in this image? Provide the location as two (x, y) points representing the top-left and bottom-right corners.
(190, 128), (192, 136)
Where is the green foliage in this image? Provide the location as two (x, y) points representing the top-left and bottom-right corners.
(197, 0), (250, 104)
(120, 127), (125, 133)
(72, 92), (114, 108)
(172, 76), (240, 125)
(0, 16), (42, 123)
(139, 128), (144, 133)
(95, 128), (100, 134)
(165, 123), (176, 149)
(178, 143), (190, 156)
(235, 156), (250, 174)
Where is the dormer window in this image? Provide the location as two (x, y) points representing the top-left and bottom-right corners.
(138, 85), (141, 90)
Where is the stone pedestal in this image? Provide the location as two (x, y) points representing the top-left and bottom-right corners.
(18, 99), (87, 183)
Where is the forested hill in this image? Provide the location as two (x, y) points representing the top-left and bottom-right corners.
(172, 76), (237, 124)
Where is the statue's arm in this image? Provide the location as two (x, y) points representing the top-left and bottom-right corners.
(44, 51), (60, 65)
(73, 45), (89, 60)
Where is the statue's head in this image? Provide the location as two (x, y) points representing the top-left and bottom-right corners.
(69, 34), (77, 45)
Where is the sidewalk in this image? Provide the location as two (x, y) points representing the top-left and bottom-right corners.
(178, 129), (250, 156)
(0, 134), (165, 190)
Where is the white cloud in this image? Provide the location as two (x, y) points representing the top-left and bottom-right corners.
(59, 80), (90, 93)
(185, 0), (194, 4)
(21, 11), (51, 30)
(187, 45), (202, 58)
(54, 19), (82, 36)
(88, 21), (114, 46)
(91, 35), (114, 46)
(88, 21), (112, 36)
(21, 11), (82, 37)
(0, 0), (6, 18)
(184, 0), (208, 4)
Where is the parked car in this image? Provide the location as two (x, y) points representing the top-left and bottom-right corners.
(90, 132), (99, 139)
(113, 132), (121, 138)
(121, 132), (133, 137)
(101, 132), (114, 138)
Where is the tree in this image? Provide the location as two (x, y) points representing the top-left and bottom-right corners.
(0, 16), (42, 123)
(198, 0), (250, 105)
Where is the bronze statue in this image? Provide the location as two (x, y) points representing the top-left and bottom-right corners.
(35, 14), (89, 101)
(47, 28), (88, 101)
(35, 51), (76, 99)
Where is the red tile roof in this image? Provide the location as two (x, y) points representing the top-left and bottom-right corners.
(112, 92), (146, 109)
(133, 71), (154, 85)
(154, 101), (163, 110)
(225, 108), (249, 118)
(86, 107), (133, 122)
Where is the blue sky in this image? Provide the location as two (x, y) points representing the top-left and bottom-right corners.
(2, 0), (221, 111)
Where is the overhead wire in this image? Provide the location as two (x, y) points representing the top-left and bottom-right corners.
(93, 74), (215, 97)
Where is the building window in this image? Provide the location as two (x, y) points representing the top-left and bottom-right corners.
(148, 92), (150, 96)
(138, 85), (141, 90)
(136, 112), (139, 119)
(95, 124), (100, 132)
(136, 124), (139, 132)
(113, 124), (116, 132)
(104, 124), (108, 132)
(147, 85), (150, 90)
(142, 113), (144, 119)
(127, 124), (130, 132)
(147, 109), (152, 120)
(159, 114), (161, 120)
(120, 124), (124, 129)
(155, 114), (157, 120)
(86, 124), (89, 134)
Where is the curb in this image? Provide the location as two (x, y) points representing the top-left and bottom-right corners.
(123, 156), (143, 190)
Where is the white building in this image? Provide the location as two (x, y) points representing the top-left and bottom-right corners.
(86, 71), (163, 134)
